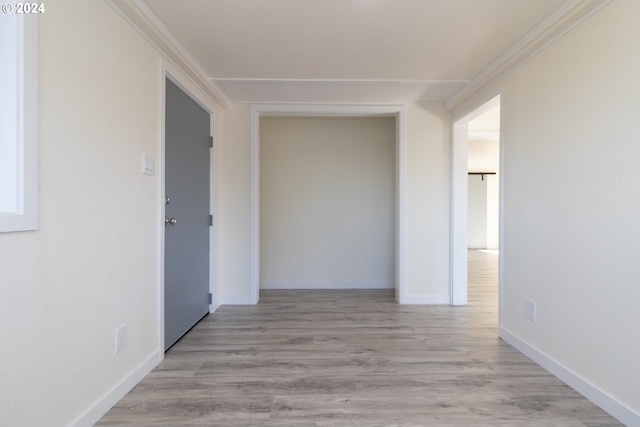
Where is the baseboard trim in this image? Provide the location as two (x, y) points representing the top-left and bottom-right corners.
(260, 281), (394, 290)
(71, 350), (161, 427)
(500, 327), (639, 426)
(401, 294), (450, 304)
(219, 295), (255, 305)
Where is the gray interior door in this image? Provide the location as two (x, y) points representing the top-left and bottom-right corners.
(164, 78), (210, 351)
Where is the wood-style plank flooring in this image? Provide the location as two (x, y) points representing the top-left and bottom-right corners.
(97, 251), (621, 426)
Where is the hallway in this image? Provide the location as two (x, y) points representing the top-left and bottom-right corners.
(98, 251), (619, 425)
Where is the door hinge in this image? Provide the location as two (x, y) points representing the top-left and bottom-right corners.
(208, 293), (213, 304)
(209, 136), (213, 148)
(209, 214), (213, 226)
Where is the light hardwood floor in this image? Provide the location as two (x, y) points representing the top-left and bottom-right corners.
(97, 251), (621, 426)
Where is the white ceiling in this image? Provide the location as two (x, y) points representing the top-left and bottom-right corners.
(138, 0), (581, 105)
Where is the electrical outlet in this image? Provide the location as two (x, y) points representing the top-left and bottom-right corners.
(526, 299), (537, 321)
(115, 324), (127, 353)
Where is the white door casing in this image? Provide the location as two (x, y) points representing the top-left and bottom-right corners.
(250, 104), (407, 304)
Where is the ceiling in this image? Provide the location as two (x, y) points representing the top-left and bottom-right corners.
(131, 0), (602, 106)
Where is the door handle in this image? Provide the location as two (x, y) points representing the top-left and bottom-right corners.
(165, 217), (177, 226)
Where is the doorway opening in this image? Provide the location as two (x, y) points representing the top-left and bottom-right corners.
(451, 95), (501, 313)
(250, 105), (407, 304)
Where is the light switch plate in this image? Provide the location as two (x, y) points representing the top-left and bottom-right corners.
(141, 153), (154, 176)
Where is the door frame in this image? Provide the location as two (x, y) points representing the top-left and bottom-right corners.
(250, 104), (407, 304)
(450, 93), (503, 316)
(158, 60), (217, 354)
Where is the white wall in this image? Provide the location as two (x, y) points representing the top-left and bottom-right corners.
(0, 1), (162, 425)
(467, 174), (499, 250)
(468, 137), (499, 250)
(467, 174), (487, 249)
(468, 139), (500, 172)
(259, 117), (395, 289)
(486, 174), (499, 250)
(217, 104), (253, 303)
(218, 104), (450, 303)
(402, 105), (451, 302)
(470, 0), (640, 421)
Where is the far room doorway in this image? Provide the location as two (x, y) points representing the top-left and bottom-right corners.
(451, 95), (501, 311)
(467, 102), (500, 311)
(259, 116), (396, 295)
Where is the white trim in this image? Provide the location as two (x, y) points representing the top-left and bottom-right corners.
(261, 281), (394, 290)
(219, 296), (255, 305)
(208, 109), (217, 314)
(395, 110), (406, 304)
(251, 104), (405, 117)
(70, 351), (161, 427)
(249, 106), (260, 305)
(497, 98), (506, 330)
(402, 295), (450, 305)
(0, 15), (38, 233)
(157, 59), (167, 356)
(500, 328), (639, 426)
(450, 119), (468, 306)
(445, 0), (612, 111)
(250, 104), (407, 305)
(213, 78), (469, 85)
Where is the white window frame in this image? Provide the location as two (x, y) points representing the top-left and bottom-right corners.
(0, 15), (38, 232)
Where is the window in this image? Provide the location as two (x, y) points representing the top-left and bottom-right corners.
(0, 14), (38, 232)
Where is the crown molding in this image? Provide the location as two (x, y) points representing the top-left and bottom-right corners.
(106, 0), (230, 110)
(212, 78), (469, 86)
(444, 0), (613, 111)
